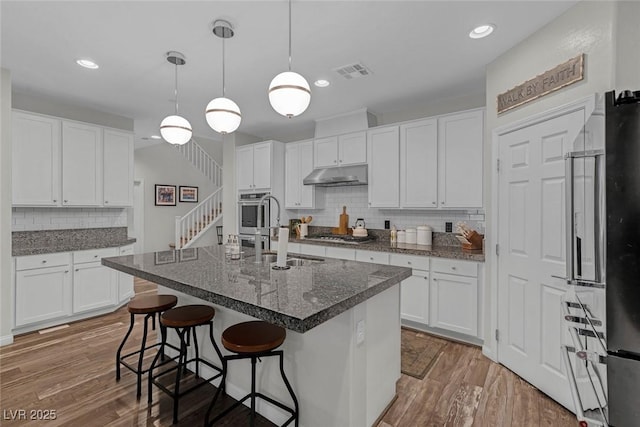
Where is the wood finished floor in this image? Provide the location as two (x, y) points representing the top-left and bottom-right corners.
(0, 279), (576, 426)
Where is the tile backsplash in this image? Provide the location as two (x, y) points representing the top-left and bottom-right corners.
(12, 207), (127, 231)
(288, 186), (484, 233)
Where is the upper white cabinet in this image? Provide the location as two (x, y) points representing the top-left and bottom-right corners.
(437, 109), (484, 208)
(103, 129), (134, 207)
(12, 112), (61, 206)
(12, 110), (134, 207)
(285, 140), (317, 209)
(62, 121), (103, 206)
(313, 131), (366, 168)
(236, 141), (273, 191)
(367, 126), (399, 208)
(400, 119), (438, 208)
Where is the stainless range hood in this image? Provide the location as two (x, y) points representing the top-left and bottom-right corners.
(303, 165), (368, 187)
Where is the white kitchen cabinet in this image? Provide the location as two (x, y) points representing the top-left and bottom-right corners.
(103, 129), (134, 207)
(12, 111), (61, 206)
(14, 254), (72, 327)
(400, 269), (429, 324)
(367, 126), (400, 207)
(117, 245), (135, 302)
(325, 246), (356, 260)
(313, 131), (366, 168)
(236, 141), (273, 191)
(400, 119), (438, 208)
(73, 248), (118, 314)
(298, 244), (326, 257)
(355, 250), (389, 265)
(437, 109), (484, 208)
(430, 271), (478, 336)
(62, 121), (103, 206)
(285, 140), (318, 209)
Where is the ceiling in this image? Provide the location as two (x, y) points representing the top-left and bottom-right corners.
(1, 1), (578, 146)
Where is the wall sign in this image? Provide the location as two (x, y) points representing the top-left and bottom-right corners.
(497, 54), (584, 114)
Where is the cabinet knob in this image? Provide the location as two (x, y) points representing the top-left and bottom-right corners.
(105, 200), (109, 204)
(53, 199), (57, 203)
(451, 266), (457, 270)
(65, 270), (69, 273)
(370, 257), (374, 261)
(424, 276), (428, 280)
(339, 159), (343, 163)
(94, 255), (98, 258)
(41, 260), (47, 264)
(75, 269), (79, 272)
(441, 201), (444, 204)
(64, 200), (68, 203)
(432, 201), (436, 205)
(433, 278), (437, 281)
(334, 160), (337, 164)
(407, 261), (412, 265)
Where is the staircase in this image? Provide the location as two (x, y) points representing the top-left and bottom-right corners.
(172, 139), (223, 249)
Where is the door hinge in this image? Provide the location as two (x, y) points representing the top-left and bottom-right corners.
(495, 244), (499, 256)
(496, 159), (500, 173)
(495, 329), (500, 342)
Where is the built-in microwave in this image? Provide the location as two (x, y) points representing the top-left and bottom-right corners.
(239, 234), (269, 250)
(238, 192), (270, 236)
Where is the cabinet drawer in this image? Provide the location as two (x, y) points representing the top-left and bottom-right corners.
(119, 245), (134, 256)
(355, 250), (389, 265)
(431, 258), (477, 277)
(73, 247), (118, 264)
(325, 246), (356, 260)
(298, 244), (326, 257)
(16, 252), (71, 270)
(389, 253), (430, 271)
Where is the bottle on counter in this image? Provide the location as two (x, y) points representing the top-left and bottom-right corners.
(390, 225), (397, 243)
(231, 235), (241, 260)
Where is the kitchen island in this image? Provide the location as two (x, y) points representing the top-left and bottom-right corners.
(103, 245), (412, 427)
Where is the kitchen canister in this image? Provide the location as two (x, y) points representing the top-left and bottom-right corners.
(397, 230), (406, 243)
(417, 225), (433, 246)
(405, 228), (417, 244)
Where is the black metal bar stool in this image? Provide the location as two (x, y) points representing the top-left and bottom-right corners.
(116, 294), (180, 398)
(148, 304), (225, 424)
(204, 320), (299, 427)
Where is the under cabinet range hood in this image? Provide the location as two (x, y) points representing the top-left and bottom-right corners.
(303, 165), (368, 187)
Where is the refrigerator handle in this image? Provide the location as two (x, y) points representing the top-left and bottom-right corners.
(593, 153), (605, 285)
(565, 155), (575, 282)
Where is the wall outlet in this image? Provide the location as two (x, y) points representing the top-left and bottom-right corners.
(384, 220), (390, 230)
(356, 320), (365, 345)
(445, 222), (453, 232)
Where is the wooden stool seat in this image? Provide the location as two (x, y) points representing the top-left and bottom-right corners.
(160, 305), (215, 328)
(222, 321), (286, 354)
(127, 294), (177, 314)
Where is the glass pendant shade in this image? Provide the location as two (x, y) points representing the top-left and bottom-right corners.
(205, 97), (241, 134)
(268, 71), (311, 118)
(160, 115), (192, 145)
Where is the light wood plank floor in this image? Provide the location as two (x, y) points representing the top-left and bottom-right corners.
(1, 279), (576, 426)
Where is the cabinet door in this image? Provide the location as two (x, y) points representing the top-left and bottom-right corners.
(438, 110), (483, 208)
(15, 265), (72, 327)
(252, 142), (272, 189)
(400, 270), (429, 324)
(12, 112), (61, 206)
(62, 121), (103, 206)
(368, 126), (400, 207)
(103, 129), (134, 207)
(338, 131), (367, 166)
(314, 136), (338, 168)
(236, 145), (255, 190)
(400, 119), (438, 208)
(285, 143), (300, 208)
(298, 140), (315, 208)
(117, 245), (135, 302)
(73, 263), (117, 313)
(430, 272), (478, 336)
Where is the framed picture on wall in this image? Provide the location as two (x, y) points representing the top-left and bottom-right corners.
(155, 184), (176, 206)
(179, 186), (198, 203)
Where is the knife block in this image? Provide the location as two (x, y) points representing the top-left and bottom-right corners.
(461, 231), (483, 252)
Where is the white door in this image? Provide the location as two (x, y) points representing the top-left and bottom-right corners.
(62, 121), (103, 206)
(252, 142), (272, 190)
(285, 143), (300, 208)
(400, 271), (429, 324)
(314, 136), (338, 168)
(12, 112), (61, 206)
(236, 145), (254, 191)
(298, 140), (315, 208)
(103, 129), (133, 207)
(73, 263), (117, 313)
(367, 126), (399, 208)
(338, 131), (367, 165)
(497, 109), (584, 409)
(15, 265), (72, 327)
(400, 119), (438, 208)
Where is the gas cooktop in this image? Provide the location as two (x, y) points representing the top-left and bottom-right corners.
(305, 234), (376, 245)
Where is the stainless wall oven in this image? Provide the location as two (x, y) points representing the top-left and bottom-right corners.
(238, 192), (270, 247)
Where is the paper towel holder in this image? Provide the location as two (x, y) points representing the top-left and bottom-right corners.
(272, 265), (291, 270)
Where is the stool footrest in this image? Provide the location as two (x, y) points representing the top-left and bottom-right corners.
(151, 358), (223, 399)
(119, 341), (181, 372)
(206, 392), (296, 427)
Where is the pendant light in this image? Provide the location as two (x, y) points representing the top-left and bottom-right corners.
(205, 20), (242, 134)
(268, 0), (311, 118)
(160, 51), (192, 145)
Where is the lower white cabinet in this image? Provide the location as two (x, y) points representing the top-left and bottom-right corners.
(73, 262), (117, 314)
(117, 245), (135, 301)
(429, 271), (478, 336)
(15, 264), (72, 327)
(297, 244), (326, 257)
(400, 269), (429, 324)
(325, 246), (356, 260)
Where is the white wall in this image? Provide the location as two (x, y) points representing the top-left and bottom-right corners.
(614, 1), (640, 91)
(1, 69), (13, 344)
(378, 92), (486, 125)
(483, 0), (618, 356)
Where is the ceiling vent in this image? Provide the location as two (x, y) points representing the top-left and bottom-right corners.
(333, 62), (372, 80)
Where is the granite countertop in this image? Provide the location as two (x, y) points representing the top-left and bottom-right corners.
(102, 245), (412, 333)
(12, 227), (136, 256)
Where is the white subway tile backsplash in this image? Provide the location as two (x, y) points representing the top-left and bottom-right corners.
(12, 207), (127, 232)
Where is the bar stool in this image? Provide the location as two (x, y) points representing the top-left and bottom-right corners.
(148, 304), (224, 424)
(116, 294), (180, 398)
(204, 321), (299, 427)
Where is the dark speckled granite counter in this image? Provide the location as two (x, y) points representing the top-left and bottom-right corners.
(12, 227), (136, 256)
(102, 245), (411, 333)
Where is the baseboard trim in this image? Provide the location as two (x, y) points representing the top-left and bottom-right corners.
(0, 334), (14, 346)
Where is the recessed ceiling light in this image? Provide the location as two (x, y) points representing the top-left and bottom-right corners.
(76, 58), (99, 69)
(314, 79), (330, 88)
(469, 24), (495, 39)
(150, 135), (162, 140)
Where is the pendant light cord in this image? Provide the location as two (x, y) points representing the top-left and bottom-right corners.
(174, 62), (179, 115)
(288, 0), (292, 71)
(222, 33), (226, 97)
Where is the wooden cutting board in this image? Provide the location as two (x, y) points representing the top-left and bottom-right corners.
(338, 206), (349, 235)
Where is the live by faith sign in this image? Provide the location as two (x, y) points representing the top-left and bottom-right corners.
(497, 54), (584, 114)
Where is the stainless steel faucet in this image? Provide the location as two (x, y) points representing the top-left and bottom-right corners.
(255, 194), (280, 264)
